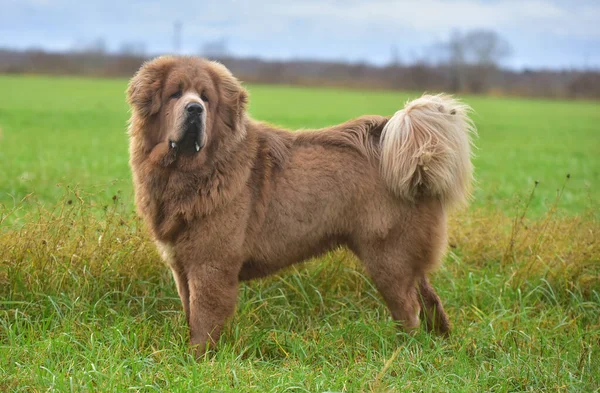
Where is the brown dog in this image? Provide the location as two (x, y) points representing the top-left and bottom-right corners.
(127, 56), (474, 355)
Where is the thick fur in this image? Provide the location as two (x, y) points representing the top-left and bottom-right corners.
(381, 94), (475, 206)
(127, 56), (474, 355)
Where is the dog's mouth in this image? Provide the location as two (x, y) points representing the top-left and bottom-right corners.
(169, 118), (205, 155)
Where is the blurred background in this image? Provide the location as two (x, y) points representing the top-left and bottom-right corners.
(1, 0), (599, 99)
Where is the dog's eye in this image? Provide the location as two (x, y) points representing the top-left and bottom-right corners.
(170, 90), (182, 100)
(200, 92), (209, 103)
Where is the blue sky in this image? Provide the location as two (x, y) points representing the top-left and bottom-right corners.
(1, 0), (599, 70)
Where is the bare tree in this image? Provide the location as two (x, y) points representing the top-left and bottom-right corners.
(390, 44), (401, 67)
(447, 30), (466, 92)
(201, 38), (231, 59)
(119, 41), (146, 57)
(463, 30), (512, 92)
(87, 37), (107, 55)
(72, 37), (107, 55)
(463, 30), (512, 66)
(441, 29), (512, 93)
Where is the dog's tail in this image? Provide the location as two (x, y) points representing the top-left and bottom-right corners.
(379, 94), (475, 208)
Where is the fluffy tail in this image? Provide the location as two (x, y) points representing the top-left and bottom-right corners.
(380, 94), (475, 208)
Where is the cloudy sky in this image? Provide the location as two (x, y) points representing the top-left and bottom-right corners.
(1, 0), (599, 70)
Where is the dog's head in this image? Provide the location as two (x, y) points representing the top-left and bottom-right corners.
(127, 56), (248, 166)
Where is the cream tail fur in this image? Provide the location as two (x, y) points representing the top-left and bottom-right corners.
(380, 94), (475, 208)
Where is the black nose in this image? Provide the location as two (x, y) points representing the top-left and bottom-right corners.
(185, 102), (204, 114)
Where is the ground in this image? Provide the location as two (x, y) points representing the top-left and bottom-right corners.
(0, 75), (598, 392)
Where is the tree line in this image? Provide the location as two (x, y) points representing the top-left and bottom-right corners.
(1, 29), (598, 99)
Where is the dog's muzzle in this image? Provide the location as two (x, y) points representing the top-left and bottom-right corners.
(169, 103), (206, 154)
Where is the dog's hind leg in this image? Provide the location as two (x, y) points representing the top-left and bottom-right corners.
(359, 247), (421, 333)
(361, 252), (451, 335)
(356, 209), (449, 335)
(418, 276), (450, 335)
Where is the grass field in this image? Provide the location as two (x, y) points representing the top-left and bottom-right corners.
(0, 75), (599, 392)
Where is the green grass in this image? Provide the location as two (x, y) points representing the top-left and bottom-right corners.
(0, 75), (599, 392)
(0, 75), (598, 213)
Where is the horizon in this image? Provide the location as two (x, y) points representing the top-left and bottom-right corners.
(1, 0), (599, 71)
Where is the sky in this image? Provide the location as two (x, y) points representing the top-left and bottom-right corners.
(1, 0), (599, 70)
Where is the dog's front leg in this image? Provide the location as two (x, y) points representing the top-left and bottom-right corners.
(186, 262), (240, 357)
(170, 264), (190, 325)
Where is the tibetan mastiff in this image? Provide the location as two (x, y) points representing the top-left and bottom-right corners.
(127, 56), (474, 355)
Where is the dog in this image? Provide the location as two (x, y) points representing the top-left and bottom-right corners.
(126, 56), (474, 355)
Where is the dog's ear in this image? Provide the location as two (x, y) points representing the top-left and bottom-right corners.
(209, 61), (248, 132)
(127, 57), (175, 117)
